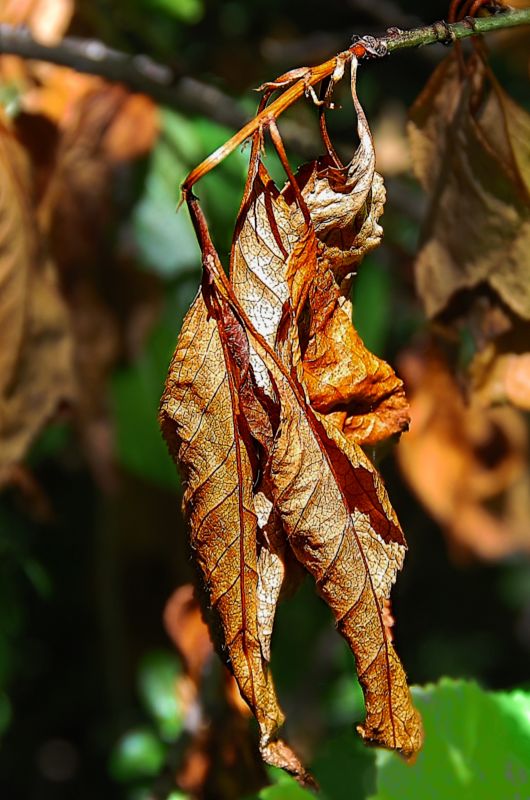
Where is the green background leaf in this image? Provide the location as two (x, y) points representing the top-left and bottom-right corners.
(372, 680), (530, 800)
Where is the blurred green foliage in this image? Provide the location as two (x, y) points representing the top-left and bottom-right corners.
(110, 727), (167, 782)
(373, 681), (530, 800)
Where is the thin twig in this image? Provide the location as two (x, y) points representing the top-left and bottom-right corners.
(0, 7), (528, 172)
(182, 6), (530, 192)
(0, 23), (327, 159)
(383, 7), (530, 53)
(0, 23), (252, 128)
(0, 8), (528, 106)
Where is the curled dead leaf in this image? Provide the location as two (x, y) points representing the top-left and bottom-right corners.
(293, 62), (409, 445)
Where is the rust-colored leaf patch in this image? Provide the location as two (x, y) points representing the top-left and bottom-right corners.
(397, 345), (530, 560)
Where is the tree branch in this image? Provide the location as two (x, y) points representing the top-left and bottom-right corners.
(1, 8), (528, 101)
(0, 23), (254, 130)
(382, 7), (530, 53)
(0, 7), (528, 143)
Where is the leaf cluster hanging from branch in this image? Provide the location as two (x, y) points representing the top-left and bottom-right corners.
(399, 19), (530, 561)
(160, 54), (423, 785)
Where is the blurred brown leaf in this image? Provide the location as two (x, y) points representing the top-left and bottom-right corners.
(464, 304), (530, 412)
(409, 49), (530, 320)
(161, 57), (421, 785)
(0, 22), (160, 487)
(0, 0), (77, 104)
(164, 584), (214, 686)
(472, 345), (530, 411)
(164, 585), (261, 799)
(0, 115), (75, 485)
(397, 346), (530, 559)
(373, 104), (411, 177)
(1, 0), (73, 43)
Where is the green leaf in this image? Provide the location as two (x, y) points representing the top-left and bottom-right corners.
(110, 727), (166, 782)
(353, 256), (392, 357)
(371, 679), (530, 800)
(132, 111), (201, 278)
(259, 784), (313, 799)
(137, 650), (183, 740)
(313, 732), (376, 800)
(255, 770), (314, 799)
(132, 109), (248, 277)
(150, 0), (203, 24)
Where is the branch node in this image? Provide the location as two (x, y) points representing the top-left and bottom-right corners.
(350, 34), (388, 58)
(432, 20), (457, 45)
(463, 15), (479, 31)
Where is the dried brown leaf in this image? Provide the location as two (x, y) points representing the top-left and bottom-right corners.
(258, 353), (421, 756)
(161, 56), (422, 783)
(409, 49), (530, 320)
(230, 62), (408, 448)
(0, 116), (75, 483)
(229, 132), (421, 756)
(292, 62), (409, 445)
(160, 279), (310, 783)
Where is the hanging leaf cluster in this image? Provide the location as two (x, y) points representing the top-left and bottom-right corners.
(401, 34), (530, 561)
(160, 55), (423, 784)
